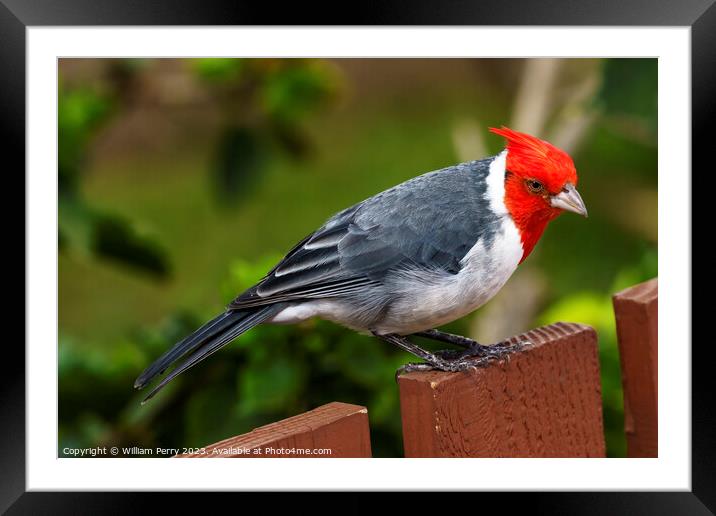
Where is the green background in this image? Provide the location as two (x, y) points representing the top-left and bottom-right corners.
(58, 58), (657, 457)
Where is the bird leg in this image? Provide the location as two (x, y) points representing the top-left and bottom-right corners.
(414, 329), (528, 360)
(373, 332), (448, 366)
(393, 362), (437, 379)
(372, 331), (530, 381)
(432, 339), (529, 361)
(372, 332), (496, 381)
(414, 329), (486, 350)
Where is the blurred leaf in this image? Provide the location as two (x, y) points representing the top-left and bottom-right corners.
(538, 292), (615, 331)
(268, 121), (313, 159)
(302, 332), (327, 353)
(212, 126), (267, 204)
(184, 384), (245, 446)
(192, 58), (246, 84)
(237, 354), (305, 416)
(221, 254), (283, 303)
(58, 70), (172, 279)
(369, 386), (401, 429)
(335, 335), (390, 388)
(261, 61), (340, 124)
(611, 246), (658, 292)
(59, 194), (172, 279)
(58, 195), (97, 259)
(59, 333), (146, 422)
(132, 311), (204, 356)
(105, 59), (147, 102)
(92, 213), (171, 278)
(58, 85), (113, 194)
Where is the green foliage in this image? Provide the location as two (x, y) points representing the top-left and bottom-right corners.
(261, 61), (340, 124)
(58, 69), (171, 277)
(238, 352), (306, 416)
(58, 84), (113, 193)
(596, 58), (657, 145)
(598, 59), (657, 123)
(92, 213), (171, 278)
(221, 254), (282, 302)
(212, 126), (268, 204)
(188, 59), (341, 205)
(192, 58), (246, 83)
(58, 195), (171, 278)
(192, 58), (267, 205)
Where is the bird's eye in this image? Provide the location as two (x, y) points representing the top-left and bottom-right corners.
(526, 179), (544, 194)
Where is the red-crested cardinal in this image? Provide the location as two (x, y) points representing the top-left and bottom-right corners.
(136, 126), (587, 402)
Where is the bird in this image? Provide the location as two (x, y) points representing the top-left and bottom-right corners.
(134, 126), (587, 403)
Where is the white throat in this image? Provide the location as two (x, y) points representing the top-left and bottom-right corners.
(486, 150), (509, 216)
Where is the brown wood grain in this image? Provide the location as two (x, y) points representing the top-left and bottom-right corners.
(398, 322), (605, 457)
(613, 277), (658, 457)
(177, 402), (371, 458)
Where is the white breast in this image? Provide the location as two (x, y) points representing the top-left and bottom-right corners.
(374, 217), (523, 335)
(374, 151), (524, 335)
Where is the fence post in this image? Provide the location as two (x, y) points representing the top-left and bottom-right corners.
(398, 322), (605, 457)
(177, 402), (372, 458)
(613, 277), (658, 458)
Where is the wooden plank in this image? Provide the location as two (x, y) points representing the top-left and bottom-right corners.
(177, 402), (371, 458)
(398, 322), (605, 457)
(613, 277), (658, 457)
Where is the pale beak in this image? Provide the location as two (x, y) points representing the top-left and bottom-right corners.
(550, 183), (588, 217)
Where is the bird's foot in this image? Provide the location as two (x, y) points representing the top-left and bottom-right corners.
(414, 329), (479, 349)
(433, 339), (529, 360)
(394, 357), (485, 382)
(395, 340), (531, 381)
(395, 362), (437, 381)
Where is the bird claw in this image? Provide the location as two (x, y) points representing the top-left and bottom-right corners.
(433, 339), (530, 361)
(481, 339), (531, 358)
(395, 340), (531, 381)
(395, 362), (436, 381)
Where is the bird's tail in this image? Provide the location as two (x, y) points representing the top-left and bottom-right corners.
(134, 305), (282, 403)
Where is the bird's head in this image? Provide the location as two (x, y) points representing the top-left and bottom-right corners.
(489, 126), (587, 262)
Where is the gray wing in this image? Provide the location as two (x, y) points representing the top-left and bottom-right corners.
(229, 158), (501, 309)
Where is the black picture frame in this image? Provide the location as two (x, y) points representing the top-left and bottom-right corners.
(4, 0), (710, 512)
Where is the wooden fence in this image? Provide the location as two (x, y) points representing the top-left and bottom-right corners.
(175, 278), (657, 458)
(177, 402), (371, 458)
(613, 278), (658, 457)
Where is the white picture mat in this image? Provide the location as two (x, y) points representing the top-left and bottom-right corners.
(27, 26), (689, 490)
